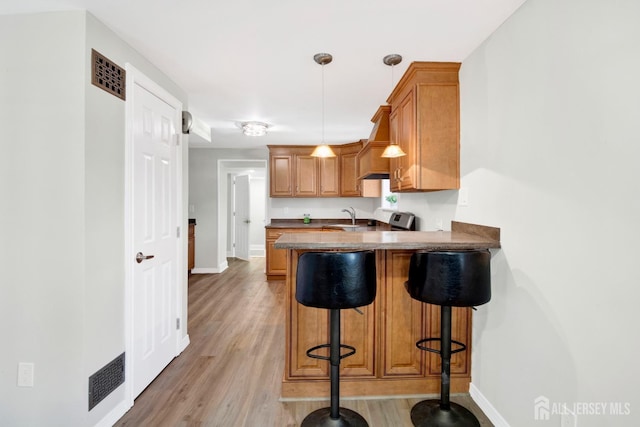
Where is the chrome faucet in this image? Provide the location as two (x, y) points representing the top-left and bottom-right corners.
(341, 207), (356, 225)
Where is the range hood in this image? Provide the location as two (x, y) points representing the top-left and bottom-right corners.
(357, 105), (391, 180)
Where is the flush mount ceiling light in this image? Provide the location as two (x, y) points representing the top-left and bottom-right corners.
(310, 53), (337, 158)
(381, 54), (407, 158)
(241, 121), (269, 136)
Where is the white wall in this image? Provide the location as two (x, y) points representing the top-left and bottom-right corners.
(0, 11), (189, 426)
(0, 12), (86, 426)
(399, 1), (640, 425)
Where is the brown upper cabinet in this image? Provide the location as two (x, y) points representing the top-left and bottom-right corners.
(294, 153), (319, 196)
(387, 62), (460, 192)
(340, 142), (365, 197)
(318, 155), (340, 197)
(270, 153), (294, 196)
(268, 144), (380, 198)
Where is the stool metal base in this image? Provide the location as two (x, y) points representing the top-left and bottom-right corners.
(410, 400), (480, 427)
(301, 407), (369, 427)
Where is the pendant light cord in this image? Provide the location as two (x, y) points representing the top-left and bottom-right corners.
(321, 63), (325, 144)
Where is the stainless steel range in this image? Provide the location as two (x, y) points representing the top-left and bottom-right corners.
(388, 211), (416, 231)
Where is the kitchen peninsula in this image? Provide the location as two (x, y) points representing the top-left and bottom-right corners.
(274, 221), (500, 398)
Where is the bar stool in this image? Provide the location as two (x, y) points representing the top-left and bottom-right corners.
(405, 250), (491, 427)
(296, 250), (376, 427)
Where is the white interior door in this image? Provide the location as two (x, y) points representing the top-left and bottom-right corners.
(234, 175), (250, 261)
(131, 82), (178, 397)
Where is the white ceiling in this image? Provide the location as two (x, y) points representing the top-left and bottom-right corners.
(2, 0), (527, 149)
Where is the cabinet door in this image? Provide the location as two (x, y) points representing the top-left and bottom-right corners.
(319, 156), (340, 197)
(287, 249), (376, 379)
(426, 305), (471, 377)
(270, 155), (293, 197)
(397, 90), (416, 191)
(380, 250), (425, 377)
(295, 155), (318, 197)
(415, 83), (460, 190)
(339, 151), (360, 197)
(389, 110), (400, 192)
(265, 229), (288, 278)
(340, 300), (376, 378)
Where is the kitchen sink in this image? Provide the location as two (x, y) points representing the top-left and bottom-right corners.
(326, 224), (367, 232)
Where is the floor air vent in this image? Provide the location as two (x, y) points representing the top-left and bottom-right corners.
(91, 49), (126, 100)
(88, 352), (125, 410)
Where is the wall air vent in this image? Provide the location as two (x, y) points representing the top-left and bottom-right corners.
(88, 352), (125, 410)
(91, 49), (126, 100)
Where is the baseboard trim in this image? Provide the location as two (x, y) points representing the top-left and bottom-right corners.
(95, 399), (130, 427)
(191, 267), (219, 274)
(469, 383), (510, 427)
(179, 334), (190, 353)
(250, 244), (265, 257)
(218, 260), (228, 273)
(191, 259), (228, 274)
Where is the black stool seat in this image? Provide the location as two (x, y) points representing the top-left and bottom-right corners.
(406, 250), (491, 307)
(405, 250), (491, 427)
(296, 251), (376, 309)
(296, 251), (376, 427)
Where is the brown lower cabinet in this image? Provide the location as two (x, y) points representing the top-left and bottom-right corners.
(265, 228), (340, 280)
(282, 249), (472, 398)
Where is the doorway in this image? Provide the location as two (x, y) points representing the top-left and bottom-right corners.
(218, 160), (267, 267)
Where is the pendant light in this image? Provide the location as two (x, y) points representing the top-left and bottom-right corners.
(381, 54), (407, 158)
(310, 53), (337, 158)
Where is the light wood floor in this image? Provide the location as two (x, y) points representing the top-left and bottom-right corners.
(114, 257), (493, 427)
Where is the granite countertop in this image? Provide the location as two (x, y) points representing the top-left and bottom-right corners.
(274, 221), (501, 251)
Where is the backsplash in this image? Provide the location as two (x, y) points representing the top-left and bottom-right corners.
(269, 197), (379, 221)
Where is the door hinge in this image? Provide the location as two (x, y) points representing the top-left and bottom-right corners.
(176, 318), (180, 330)
(177, 226), (181, 238)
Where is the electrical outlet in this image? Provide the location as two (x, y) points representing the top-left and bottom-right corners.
(17, 362), (34, 387)
(458, 188), (469, 207)
(561, 410), (577, 427)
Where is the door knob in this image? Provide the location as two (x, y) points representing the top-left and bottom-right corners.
(135, 252), (155, 263)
